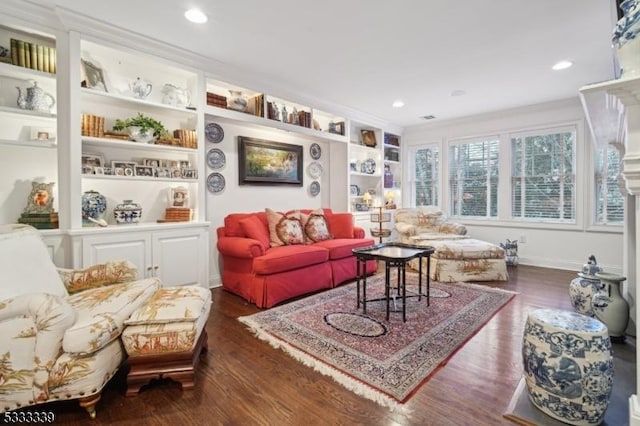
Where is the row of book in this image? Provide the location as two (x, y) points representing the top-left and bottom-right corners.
(81, 114), (105, 138)
(18, 212), (59, 229)
(173, 129), (198, 149)
(206, 92), (227, 108)
(10, 38), (57, 74)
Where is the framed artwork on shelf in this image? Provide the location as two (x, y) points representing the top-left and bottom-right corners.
(170, 186), (190, 207)
(134, 165), (154, 177)
(82, 153), (104, 168)
(81, 59), (108, 92)
(24, 182), (55, 214)
(30, 126), (55, 141)
(350, 184), (360, 196)
(361, 129), (377, 147)
(238, 136), (303, 186)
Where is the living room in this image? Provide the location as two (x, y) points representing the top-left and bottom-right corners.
(0, 0), (638, 424)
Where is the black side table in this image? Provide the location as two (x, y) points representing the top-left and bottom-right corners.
(352, 243), (434, 322)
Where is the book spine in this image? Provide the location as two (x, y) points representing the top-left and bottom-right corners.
(29, 43), (37, 70)
(10, 39), (18, 65)
(98, 116), (104, 137)
(49, 46), (56, 74)
(17, 40), (26, 67)
(36, 44), (44, 71)
(43, 46), (49, 73)
(24, 42), (31, 69)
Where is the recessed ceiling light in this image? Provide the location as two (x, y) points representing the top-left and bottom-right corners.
(392, 100), (405, 108)
(185, 8), (208, 24)
(552, 60), (573, 70)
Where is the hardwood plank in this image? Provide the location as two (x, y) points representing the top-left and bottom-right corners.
(22, 266), (628, 425)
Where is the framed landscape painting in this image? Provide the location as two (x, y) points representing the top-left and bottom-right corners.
(238, 136), (303, 186)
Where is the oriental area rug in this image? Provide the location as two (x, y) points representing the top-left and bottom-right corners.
(239, 272), (516, 409)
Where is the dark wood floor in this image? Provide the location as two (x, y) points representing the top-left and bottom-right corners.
(31, 265), (628, 425)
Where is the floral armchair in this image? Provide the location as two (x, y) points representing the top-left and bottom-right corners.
(394, 206), (467, 244)
(0, 225), (160, 418)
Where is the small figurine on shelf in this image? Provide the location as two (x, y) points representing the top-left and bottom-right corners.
(281, 106), (288, 123)
(292, 107), (299, 125)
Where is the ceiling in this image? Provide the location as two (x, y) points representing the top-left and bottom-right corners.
(30, 0), (618, 128)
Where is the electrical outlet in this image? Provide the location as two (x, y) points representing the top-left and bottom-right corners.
(519, 235), (527, 244)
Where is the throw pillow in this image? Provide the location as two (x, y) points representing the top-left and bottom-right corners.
(329, 213), (354, 239)
(239, 215), (270, 250)
(300, 208), (332, 243)
(265, 208), (305, 247)
(59, 260), (138, 294)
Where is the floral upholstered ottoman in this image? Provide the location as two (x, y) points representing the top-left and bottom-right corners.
(121, 285), (211, 396)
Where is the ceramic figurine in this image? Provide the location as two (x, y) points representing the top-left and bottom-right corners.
(593, 272), (629, 342)
(281, 106), (288, 123)
(569, 255), (603, 316)
(500, 239), (519, 267)
(130, 77), (152, 99)
(16, 81), (55, 113)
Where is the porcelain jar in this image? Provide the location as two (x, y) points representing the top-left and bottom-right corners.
(522, 309), (613, 426)
(130, 77), (152, 99)
(113, 200), (142, 224)
(82, 190), (107, 226)
(227, 90), (248, 112)
(592, 272), (629, 342)
(569, 256), (602, 316)
(612, 0), (640, 77)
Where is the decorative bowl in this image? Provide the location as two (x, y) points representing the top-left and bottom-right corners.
(113, 199), (142, 224)
(127, 126), (156, 144)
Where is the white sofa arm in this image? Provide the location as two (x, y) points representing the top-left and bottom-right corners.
(0, 294), (76, 394)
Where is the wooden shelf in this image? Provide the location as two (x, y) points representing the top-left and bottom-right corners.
(82, 136), (197, 153)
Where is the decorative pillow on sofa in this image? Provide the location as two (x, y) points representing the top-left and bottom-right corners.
(266, 208), (305, 247)
(300, 208), (332, 243)
(239, 215), (271, 250)
(58, 260), (138, 294)
(328, 213), (354, 239)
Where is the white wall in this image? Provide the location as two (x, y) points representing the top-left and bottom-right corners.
(402, 98), (624, 274)
(204, 117), (343, 285)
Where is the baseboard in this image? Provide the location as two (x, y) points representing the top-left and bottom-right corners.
(517, 256), (623, 275)
(208, 274), (222, 289)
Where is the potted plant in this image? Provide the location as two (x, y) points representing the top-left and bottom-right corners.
(112, 113), (168, 143)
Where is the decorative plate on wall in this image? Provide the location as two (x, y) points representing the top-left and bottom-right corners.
(207, 172), (225, 193)
(309, 181), (320, 196)
(205, 123), (224, 143)
(206, 148), (226, 169)
(307, 161), (323, 178)
(310, 143), (321, 160)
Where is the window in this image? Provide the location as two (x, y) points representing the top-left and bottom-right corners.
(449, 138), (499, 218)
(511, 127), (575, 222)
(411, 146), (439, 206)
(595, 145), (624, 224)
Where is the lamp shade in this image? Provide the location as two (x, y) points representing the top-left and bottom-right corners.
(362, 192), (372, 202)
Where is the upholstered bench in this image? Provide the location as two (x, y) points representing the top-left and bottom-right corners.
(121, 285), (211, 396)
(410, 238), (508, 282)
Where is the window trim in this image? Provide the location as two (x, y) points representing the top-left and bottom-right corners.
(408, 143), (440, 208)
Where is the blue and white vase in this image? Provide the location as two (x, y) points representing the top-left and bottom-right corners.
(592, 272), (629, 342)
(569, 256), (602, 316)
(82, 190), (107, 226)
(612, 0), (640, 77)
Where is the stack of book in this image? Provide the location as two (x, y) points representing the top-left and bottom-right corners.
(297, 110), (312, 128)
(18, 212), (59, 229)
(206, 92), (227, 108)
(81, 114), (105, 138)
(173, 129), (198, 149)
(157, 208), (192, 223)
(247, 94), (264, 117)
(10, 38), (56, 73)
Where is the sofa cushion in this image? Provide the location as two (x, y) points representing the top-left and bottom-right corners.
(430, 238), (505, 260)
(239, 215), (270, 250)
(58, 260), (138, 294)
(63, 277), (161, 355)
(224, 212), (267, 237)
(328, 213), (354, 239)
(266, 208), (305, 247)
(253, 245), (329, 275)
(314, 238), (375, 260)
(125, 285), (211, 325)
(0, 224), (67, 300)
(301, 208), (332, 243)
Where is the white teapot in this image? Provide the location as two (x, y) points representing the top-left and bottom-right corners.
(129, 77), (152, 99)
(161, 83), (191, 107)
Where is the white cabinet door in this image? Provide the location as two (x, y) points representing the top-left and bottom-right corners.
(151, 227), (209, 288)
(82, 232), (152, 278)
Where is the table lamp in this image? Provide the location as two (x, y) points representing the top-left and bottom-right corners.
(362, 192), (372, 206)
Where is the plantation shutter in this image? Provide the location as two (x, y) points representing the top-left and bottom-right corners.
(595, 146), (624, 224)
(511, 128), (576, 222)
(449, 138), (499, 218)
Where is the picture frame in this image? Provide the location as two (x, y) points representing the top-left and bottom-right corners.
(24, 181), (55, 214)
(238, 136), (303, 186)
(134, 165), (155, 177)
(181, 168), (198, 179)
(179, 160), (191, 169)
(164, 160), (180, 169)
(361, 129), (377, 147)
(81, 59), (108, 92)
(170, 186), (190, 208)
(93, 166), (105, 175)
(156, 167), (171, 178)
(30, 126), (55, 141)
(82, 153), (104, 168)
(355, 203), (370, 212)
(112, 160), (137, 177)
(350, 184), (360, 196)
(143, 159), (162, 168)
(170, 168), (182, 179)
(334, 121), (345, 136)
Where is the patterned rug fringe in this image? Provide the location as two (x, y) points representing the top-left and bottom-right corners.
(239, 315), (403, 411)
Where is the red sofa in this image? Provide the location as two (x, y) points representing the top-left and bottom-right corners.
(216, 209), (377, 308)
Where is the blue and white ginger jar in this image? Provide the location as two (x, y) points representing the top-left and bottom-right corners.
(82, 190), (107, 226)
(612, 0), (640, 77)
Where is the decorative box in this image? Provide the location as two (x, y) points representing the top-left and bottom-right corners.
(114, 199), (142, 224)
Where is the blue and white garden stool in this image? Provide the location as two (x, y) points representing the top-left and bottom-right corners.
(522, 309), (613, 425)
